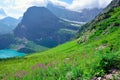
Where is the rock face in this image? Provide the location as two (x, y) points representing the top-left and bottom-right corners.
(14, 6), (77, 48)
(103, 0), (120, 13)
(109, 0), (120, 7)
(15, 7), (60, 38)
(96, 0), (120, 20)
(47, 3), (102, 22)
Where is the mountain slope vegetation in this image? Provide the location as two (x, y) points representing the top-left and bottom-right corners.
(0, 0), (120, 80)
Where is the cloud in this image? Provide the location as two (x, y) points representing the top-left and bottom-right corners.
(0, 0), (48, 18)
(67, 0), (112, 11)
(0, 0), (112, 18)
(49, 0), (112, 12)
(50, 0), (69, 7)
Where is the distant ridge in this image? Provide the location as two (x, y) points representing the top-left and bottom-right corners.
(47, 3), (102, 22)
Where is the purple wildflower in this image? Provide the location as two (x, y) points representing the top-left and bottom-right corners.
(37, 64), (44, 68)
(15, 70), (27, 79)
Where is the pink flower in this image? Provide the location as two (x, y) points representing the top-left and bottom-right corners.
(37, 64), (44, 68)
(32, 66), (36, 70)
(15, 70), (27, 79)
(21, 70), (27, 75)
(15, 72), (20, 78)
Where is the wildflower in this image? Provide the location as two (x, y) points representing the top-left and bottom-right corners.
(21, 70), (27, 76)
(15, 72), (20, 78)
(32, 66), (36, 70)
(37, 64), (44, 68)
(15, 70), (27, 79)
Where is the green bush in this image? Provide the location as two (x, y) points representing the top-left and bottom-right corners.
(100, 52), (120, 73)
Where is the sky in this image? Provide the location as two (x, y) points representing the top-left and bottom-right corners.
(0, 0), (112, 19)
(59, 0), (73, 4)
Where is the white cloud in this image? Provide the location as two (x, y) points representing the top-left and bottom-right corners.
(67, 0), (112, 11)
(50, 0), (69, 7)
(30, 0), (48, 6)
(49, 0), (112, 12)
(0, 0), (112, 18)
(0, 0), (48, 18)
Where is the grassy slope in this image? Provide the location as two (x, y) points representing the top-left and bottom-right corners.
(0, 7), (120, 80)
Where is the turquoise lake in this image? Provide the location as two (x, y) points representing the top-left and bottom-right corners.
(0, 49), (26, 59)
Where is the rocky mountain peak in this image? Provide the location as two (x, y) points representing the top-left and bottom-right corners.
(14, 6), (76, 48)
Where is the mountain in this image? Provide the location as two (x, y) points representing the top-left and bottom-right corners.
(18, 17), (22, 21)
(0, 17), (20, 34)
(0, 0), (120, 79)
(0, 8), (6, 19)
(47, 3), (102, 22)
(1, 17), (19, 25)
(14, 6), (80, 48)
(0, 33), (15, 49)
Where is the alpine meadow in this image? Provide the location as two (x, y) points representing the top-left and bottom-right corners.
(0, 0), (120, 80)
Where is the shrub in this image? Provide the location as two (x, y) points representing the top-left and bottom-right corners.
(100, 52), (120, 73)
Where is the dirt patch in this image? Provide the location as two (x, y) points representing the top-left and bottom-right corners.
(92, 69), (120, 80)
(95, 44), (107, 50)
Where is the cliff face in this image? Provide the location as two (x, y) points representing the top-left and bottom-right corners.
(14, 7), (59, 38)
(103, 0), (120, 12)
(14, 6), (77, 48)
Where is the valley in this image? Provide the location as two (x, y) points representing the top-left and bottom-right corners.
(0, 1), (100, 54)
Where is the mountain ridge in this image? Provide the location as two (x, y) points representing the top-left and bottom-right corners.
(47, 3), (103, 22)
(0, 17), (20, 34)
